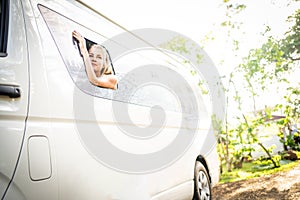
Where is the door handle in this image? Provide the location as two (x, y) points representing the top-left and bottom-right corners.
(0, 84), (21, 98)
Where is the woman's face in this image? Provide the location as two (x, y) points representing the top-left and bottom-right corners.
(88, 45), (105, 75)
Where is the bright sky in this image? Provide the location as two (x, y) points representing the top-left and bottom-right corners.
(82, 0), (298, 57)
(82, 0), (300, 119)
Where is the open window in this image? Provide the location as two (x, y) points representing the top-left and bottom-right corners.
(72, 35), (118, 90)
(0, 0), (9, 57)
(39, 5), (184, 111)
(39, 4), (118, 99)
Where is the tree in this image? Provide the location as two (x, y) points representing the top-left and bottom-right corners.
(276, 85), (300, 151)
(239, 8), (300, 157)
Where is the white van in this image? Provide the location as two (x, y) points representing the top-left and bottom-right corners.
(0, 0), (219, 199)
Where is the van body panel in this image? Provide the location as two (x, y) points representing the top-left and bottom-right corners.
(1, 0), (220, 199)
(0, 0), (29, 198)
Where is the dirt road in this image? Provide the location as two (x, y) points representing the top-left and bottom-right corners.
(212, 163), (300, 200)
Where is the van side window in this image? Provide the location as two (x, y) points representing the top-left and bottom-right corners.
(39, 5), (179, 112)
(38, 5), (117, 98)
(0, 0), (9, 57)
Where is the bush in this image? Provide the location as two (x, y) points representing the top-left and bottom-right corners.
(253, 155), (281, 168)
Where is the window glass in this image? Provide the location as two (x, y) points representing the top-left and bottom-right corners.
(39, 4), (196, 113)
(0, 0), (9, 56)
(39, 5), (117, 97)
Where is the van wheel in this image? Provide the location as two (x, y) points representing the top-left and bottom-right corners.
(193, 161), (211, 200)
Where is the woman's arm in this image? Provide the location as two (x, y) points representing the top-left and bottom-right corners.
(96, 75), (118, 90)
(72, 30), (117, 90)
(72, 31), (100, 85)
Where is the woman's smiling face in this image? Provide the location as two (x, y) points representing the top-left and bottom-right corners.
(88, 45), (105, 76)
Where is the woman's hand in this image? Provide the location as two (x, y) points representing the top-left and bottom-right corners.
(72, 30), (88, 56)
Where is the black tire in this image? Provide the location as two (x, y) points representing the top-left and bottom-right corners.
(193, 161), (212, 200)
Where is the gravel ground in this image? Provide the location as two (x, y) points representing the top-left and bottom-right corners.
(212, 162), (300, 200)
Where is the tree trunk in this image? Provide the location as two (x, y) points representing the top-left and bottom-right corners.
(225, 96), (232, 172)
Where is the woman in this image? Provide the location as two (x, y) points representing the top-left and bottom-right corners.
(72, 30), (117, 90)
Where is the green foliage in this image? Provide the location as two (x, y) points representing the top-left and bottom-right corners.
(220, 160), (300, 183)
(212, 111), (278, 171)
(254, 155), (281, 168)
(296, 151), (300, 159)
(286, 135), (298, 150)
(284, 86), (300, 121)
(275, 85), (300, 150)
(212, 114), (233, 172)
(160, 36), (189, 54)
(233, 8), (300, 166)
(278, 131), (300, 151)
(283, 9), (300, 61)
(213, 2), (300, 175)
(160, 35), (211, 96)
(240, 9), (300, 90)
(239, 36), (291, 93)
(236, 9), (300, 130)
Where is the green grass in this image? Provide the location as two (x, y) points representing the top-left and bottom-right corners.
(219, 160), (300, 184)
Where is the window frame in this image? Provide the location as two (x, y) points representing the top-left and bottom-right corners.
(0, 0), (9, 57)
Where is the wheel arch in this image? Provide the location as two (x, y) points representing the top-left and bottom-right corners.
(196, 155), (212, 184)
